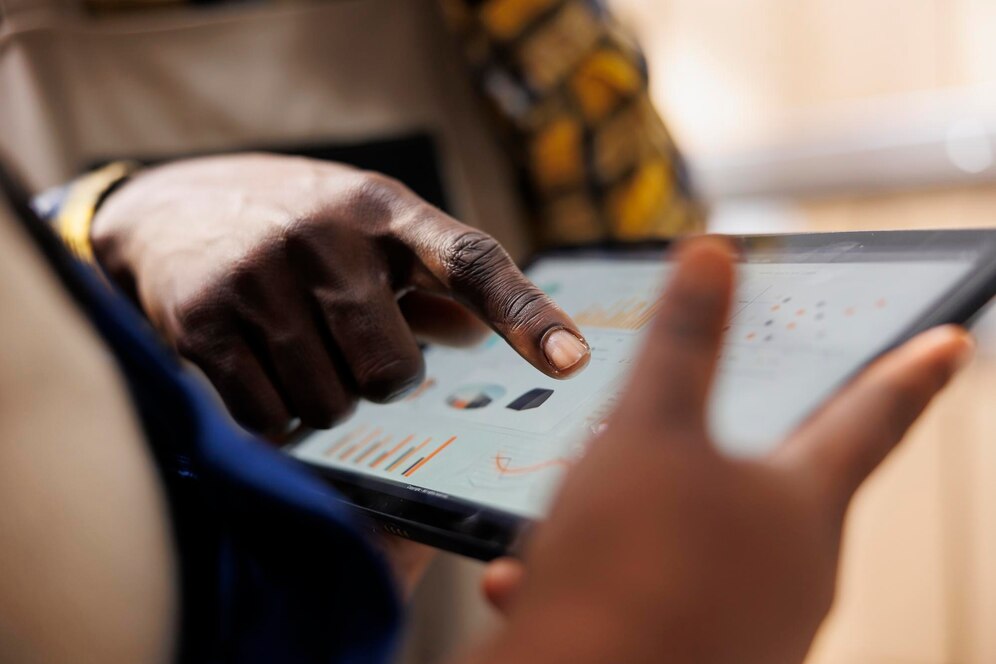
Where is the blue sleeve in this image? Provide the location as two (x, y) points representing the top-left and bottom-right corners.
(15, 190), (402, 663)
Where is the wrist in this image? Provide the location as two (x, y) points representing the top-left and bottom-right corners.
(88, 167), (150, 299)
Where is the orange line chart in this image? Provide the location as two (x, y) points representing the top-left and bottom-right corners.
(493, 453), (572, 476)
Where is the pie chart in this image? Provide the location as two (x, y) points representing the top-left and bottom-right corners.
(446, 384), (506, 410)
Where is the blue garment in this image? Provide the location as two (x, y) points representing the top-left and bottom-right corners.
(7, 174), (401, 662)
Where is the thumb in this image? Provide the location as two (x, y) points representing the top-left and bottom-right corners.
(481, 557), (525, 617)
(616, 236), (737, 435)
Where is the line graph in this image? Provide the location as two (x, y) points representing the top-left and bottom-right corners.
(493, 453), (572, 476)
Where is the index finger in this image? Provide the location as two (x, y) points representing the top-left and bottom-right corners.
(403, 213), (590, 378)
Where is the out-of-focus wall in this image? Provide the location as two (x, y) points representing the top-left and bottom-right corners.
(610, 0), (996, 155)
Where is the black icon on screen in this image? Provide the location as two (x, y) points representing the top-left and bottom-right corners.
(506, 388), (554, 411)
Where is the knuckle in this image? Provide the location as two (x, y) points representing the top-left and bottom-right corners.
(174, 292), (224, 334)
(172, 275), (257, 346)
(173, 304), (232, 363)
(502, 288), (553, 335)
(266, 327), (311, 359)
(228, 263), (272, 310)
(358, 170), (406, 196)
(315, 286), (379, 325)
(280, 216), (324, 256)
(346, 172), (408, 218)
(443, 231), (506, 289)
(201, 344), (252, 386)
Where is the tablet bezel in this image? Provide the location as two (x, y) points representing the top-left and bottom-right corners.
(286, 229), (996, 560)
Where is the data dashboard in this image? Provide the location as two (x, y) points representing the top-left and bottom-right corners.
(291, 256), (971, 519)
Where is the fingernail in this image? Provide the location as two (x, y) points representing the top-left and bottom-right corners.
(543, 328), (590, 373)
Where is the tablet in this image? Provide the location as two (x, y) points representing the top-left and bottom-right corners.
(287, 230), (996, 559)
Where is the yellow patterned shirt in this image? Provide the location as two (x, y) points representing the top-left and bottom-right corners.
(43, 0), (702, 258)
(441, 0), (702, 245)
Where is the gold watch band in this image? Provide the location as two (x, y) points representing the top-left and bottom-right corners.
(56, 161), (139, 262)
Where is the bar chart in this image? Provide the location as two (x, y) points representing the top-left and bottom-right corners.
(320, 425), (458, 479)
(573, 296), (661, 330)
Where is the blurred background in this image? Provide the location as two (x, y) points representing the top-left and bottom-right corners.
(616, 0), (996, 199)
(404, 2), (996, 663)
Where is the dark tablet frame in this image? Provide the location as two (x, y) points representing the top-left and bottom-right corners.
(286, 229), (996, 561)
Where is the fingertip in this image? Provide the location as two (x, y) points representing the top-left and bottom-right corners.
(883, 325), (976, 394)
(482, 557), (524, 615)
(663, 235), (738, 308)
(673, 235), (739, 271)
(908, 324), (975, 372)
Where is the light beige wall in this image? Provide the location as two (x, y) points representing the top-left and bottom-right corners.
(609, 0), (996, 154)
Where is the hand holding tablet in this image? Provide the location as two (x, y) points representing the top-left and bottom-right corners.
(469, 238), (973, 664)
(290, 229), (996, 558)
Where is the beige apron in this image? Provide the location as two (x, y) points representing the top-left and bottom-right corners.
(0, 2), (520, 658)
(0, 0), (532, 258)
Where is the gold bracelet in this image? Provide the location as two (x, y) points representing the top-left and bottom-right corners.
(56, 161), (139, 262)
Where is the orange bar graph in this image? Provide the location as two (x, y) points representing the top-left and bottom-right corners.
(404, 378), (436, 402)
(371, 435), (413, 469)
(574, 297), (660, 330)
(339, 428), (381, 462)
(323, 425), (365, 458)
(386, 437), (431, 473)
(605, 298), (639, 328)
(632, 300), (663, 329)
(403, 436), (457, 477)
(353, 437), (387, 464)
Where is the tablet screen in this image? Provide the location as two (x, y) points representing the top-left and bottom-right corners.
(291, 249), (978, 520)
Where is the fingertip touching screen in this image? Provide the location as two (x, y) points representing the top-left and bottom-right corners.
(290, 232), (995, 529)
